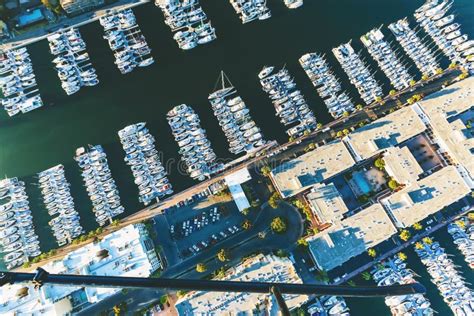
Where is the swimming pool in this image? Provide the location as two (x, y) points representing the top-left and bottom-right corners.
(352, 172), (371, 195)
(17, 8), (45, 28)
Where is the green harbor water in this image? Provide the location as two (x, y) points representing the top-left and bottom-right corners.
(0, 0), (473, 314)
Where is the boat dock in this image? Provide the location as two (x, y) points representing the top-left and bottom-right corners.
(414, 238), (474, 315)
(332, 41), (383, 105)
(38, 165), (84, 246)
(0, 48), (43, 116)
(388, 18), (440, 77)
(155, 0), (216, 50)
(299, 52), (354, 119)
(361, 27), (413, 91)
(100, 8), (154, 74)
(118, 122), (173, 206)
(371, 255), (433, 315)
(447, 217), (474, 270)
(48, 28), (99, 95)
(259, 65), (317, 137)
(229, 0), (271, 24)
(0, 178), (41, 270)
(75, 145), (124, 227)
(208, 72), (267, 155)
(167, 104), (224, 181)
(415, 0), (473, 73)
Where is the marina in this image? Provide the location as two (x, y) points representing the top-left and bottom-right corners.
(448, 217), (474, 270)
(371, 255), (434, 315)
(38, 165), (84, 246)
(208, 72), (266, 155)
(361, 27), (413, 90)
(100, 8), (154, 74)
(118, 122), (173, 205)
(0, 48), (43, 116)
(299, 53), (354, 118)
(75, 145), (124, 226)
(167, 104), (224, 181)
(259, 66), (317, 137)
(332, 41), (384, 104)
(0, 0), (473, 314)
(415, 238), (474, 315)
(155, 0), (217, 50)
(229, 0), (271, 24)
(0, 178), (41, 270)
(47, 28), (99, 95)
(307, 296), (350, 315)
(415, 0), (474, 72)
(388, 18), (440, 77)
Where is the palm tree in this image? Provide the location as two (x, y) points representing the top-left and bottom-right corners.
(367, 248), (377, 258)
(196, 263), (207, 273)
(397, 252), (407, 261)
(412, 222), (422, 231)
(361, 271), (372, 281)
(422, 237), (433, 245)
(414, 242), (424, 250)
(217, 249), (229, 262)
(399, 230), (411, 242)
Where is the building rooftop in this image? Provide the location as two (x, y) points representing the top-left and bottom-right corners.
(381, 166), (471, 228)
(0, 224), (160, 315)
(175, 254), (308, 315)
(307, 203), (397, 271)
(225, 168), (252, 212)
(383, 146), (423, 185)
(344, 106), (426, 161)
(416, 77), (474, 183)
(270, 141), (355, 198)
(305, 183), (348, 224)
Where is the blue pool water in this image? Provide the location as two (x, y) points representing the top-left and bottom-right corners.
(17, 8), (44, 27)
(352, 172), (371, 195)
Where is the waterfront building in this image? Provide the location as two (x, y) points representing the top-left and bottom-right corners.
(175, 253), (308, 314)
(343, 106), (426, 162)
(382, 146), (424, 186)
(60, 0), (105, 15)
(224, 167), (252, 213)
(304, 183), (348, 225)
(307, 203), (397, 271)
(381, 165), (471, 228)
(0, 224), (161, 315)
(270, 140), (355, 198)
(413, 76), (474, 187)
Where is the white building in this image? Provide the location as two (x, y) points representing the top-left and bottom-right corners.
(0, 224), (161, 315)
(175, 254), (308, 315)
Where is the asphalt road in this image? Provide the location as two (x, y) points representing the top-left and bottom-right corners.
(76, 202), (303, 315)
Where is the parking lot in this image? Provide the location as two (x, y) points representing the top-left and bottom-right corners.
(152, 192), (246, 266)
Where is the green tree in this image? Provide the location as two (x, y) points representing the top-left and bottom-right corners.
(409, 79), (416, 87)
(270, 217), (287, 234)
(196, 263), (207, 273)
(242, 219), (252, 230)
(412, 222), (422, 231)
(260, 165), (271, 177)
(342, 129), (350, 136)
(315, 269), (329, 282)
(367, 248), (377, 258)
(389, 89), (396, 96)
(356, 104), (364, 110)
(317, 122), (323, 129)
(160, 294), (169, 305)
(388, 179), (400, 191)
(421, 74), (429, 81)
(397, 252), (407, 261)
(297, 238), (308, 247)
(361, 271), (371, 281)
(217, 249), (229, 262)
(347, 280), (356, 287)
(342, 111), (350, 118)
(336, 131), (344, 138)
(399, 229), (411, 242)
(268, 192), (282, 209)
(374, 157), (385, 170)
(275, 249), (288, 258)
